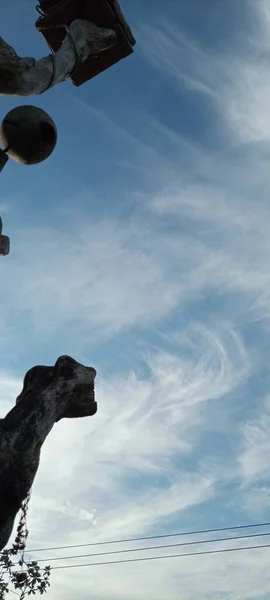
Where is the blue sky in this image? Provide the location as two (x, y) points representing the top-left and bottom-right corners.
(1, 0), (270, 598)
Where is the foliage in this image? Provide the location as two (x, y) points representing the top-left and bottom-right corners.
(0, 494), (51, 600)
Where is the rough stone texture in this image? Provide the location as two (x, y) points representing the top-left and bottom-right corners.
(0, 355), (97, 551)
(0, 19), (116, 96)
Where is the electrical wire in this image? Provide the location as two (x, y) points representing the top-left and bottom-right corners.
(24, 520), (270, 553)
(51, 542), (270, 570)
(32, 530), (270, 564)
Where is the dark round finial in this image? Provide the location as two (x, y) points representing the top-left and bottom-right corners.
(0, 105), (57, 165)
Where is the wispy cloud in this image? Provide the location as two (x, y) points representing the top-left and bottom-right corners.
(1, 218), (181, 339)
(2, 1), (270, 599)
(138, 21), (220, 98)
(8, 321), (248, 600)
(138, 0), (270, 144)
(148, 177), (270, 314)
(239, 398), (270, 484)
(0, 372), (21, 411)
(29, 321), (247, 499)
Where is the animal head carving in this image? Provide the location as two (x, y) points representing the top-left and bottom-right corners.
(16, 355), (97, 420)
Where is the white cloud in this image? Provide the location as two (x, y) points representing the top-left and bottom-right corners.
(0, 321), (248, 598)
(3, 175), (270, 350)
(1, 183), (268, 348)
(0, 372), (21, 412)
(138, 21), (220, 98)
(3, 1), (270, 599)
(2, 2), (270, 347)
(0, 218), (181, 337)
(238, 396), (270, 483)
(145, 169), (270, 325)
(25, 321), (247, 503)
(138, 1), (270, 144)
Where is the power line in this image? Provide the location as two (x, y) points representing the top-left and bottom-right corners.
(33, 530), (270, 564)
(51, 542), (270, 570)
(24, 520), (270, 553)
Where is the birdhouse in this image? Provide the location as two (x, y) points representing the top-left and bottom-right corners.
(35, 0), (136, 87)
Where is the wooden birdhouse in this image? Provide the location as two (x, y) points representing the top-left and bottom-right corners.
(35, 0), (136, 87)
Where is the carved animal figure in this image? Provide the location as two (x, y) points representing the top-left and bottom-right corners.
(0, 355), (97, 551)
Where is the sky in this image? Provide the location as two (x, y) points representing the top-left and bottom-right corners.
(1, 0), (270, 598)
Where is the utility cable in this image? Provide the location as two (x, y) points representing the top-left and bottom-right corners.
(50, 542), (270, 570)
(24, 520), (270, 554)
(32, 530), (270, 564)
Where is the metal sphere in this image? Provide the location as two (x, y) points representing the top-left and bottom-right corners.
(0, 105), (57, 165)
